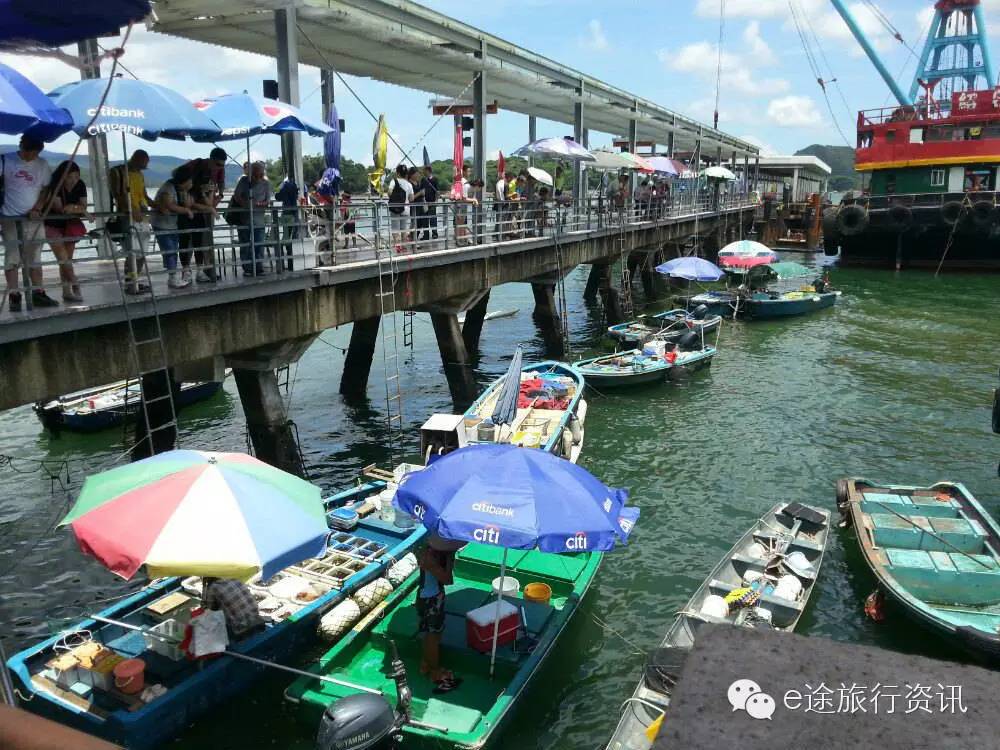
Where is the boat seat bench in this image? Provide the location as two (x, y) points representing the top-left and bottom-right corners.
(883, 548), (1000, 606)
(870, 513), (986, 554)
(861, 491), (960, 519)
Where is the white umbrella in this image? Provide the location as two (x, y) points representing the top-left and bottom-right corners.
(588, 149), (635, 171)
(527, 166), (553, 186)
(511, 137), (596, 162)
(702, 165), (736, 180)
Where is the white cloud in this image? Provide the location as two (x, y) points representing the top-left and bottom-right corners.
(743, 21), (776, 66)
(580, 19), (610, 52)
(767, 95), (823, 127)
(658, 39), (788, 96)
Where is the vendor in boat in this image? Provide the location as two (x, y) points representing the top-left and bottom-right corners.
(417, 533), (465, 693)
(202, 577), (265, 640)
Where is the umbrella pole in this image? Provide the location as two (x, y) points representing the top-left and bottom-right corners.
(87, 613), (382, 695)
(488, 548), (508, 679)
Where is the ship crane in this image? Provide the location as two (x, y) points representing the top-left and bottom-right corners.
(829, 0), (996, 108)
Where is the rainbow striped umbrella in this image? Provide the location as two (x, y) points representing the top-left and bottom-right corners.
(61, 450), (328, 582)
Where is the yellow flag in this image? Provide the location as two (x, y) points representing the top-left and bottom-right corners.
(369, 114), (389, 195)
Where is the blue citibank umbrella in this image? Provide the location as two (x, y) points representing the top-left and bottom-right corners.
(655, 256), (724, 282)
(0, 63), (73, 140)
(395, 444), (639, 675)
(0, 0), (150, 51)
(48, 78), (220, 141)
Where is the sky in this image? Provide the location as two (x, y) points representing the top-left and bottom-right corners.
(3, 0), (1000, 168)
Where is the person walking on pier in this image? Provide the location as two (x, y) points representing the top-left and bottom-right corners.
(151, 165), (195, 289)
(109, 150), (153, 295)
(40, 161), (88, 303)
(386, 164), (412, 251)
(231, 161), (271, 276)
(181, 147), (226, 283)
(419, 165), (440, 242)
(1, 134), (57, 311)
(408, 166), (425, 250)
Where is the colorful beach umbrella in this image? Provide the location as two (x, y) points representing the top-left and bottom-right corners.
(646, 156), (679, 176)
(655, 256), (724, 281)
(702, 165), (736, 181)
(62, 450), (329, 582)
(0, 63), (73, 141)
(718, 240), (778, 269)
(48, 78), (220, 141)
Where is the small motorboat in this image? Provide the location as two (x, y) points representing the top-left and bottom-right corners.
(35, 377), (225, 433)
(574, 327), (717, 390)
(6, 480), (426, 750)
(606, 306), (722, 347)
(741, 261), (839, 319)
(838, 478), (1000, 664)
(605, 501), (829, 749)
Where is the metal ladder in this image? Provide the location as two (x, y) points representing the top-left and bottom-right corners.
(374, 205), (405, 459)
(110, 225), (178, 456)
(617, 219), (634, 318)
(402, 310), (415, 350)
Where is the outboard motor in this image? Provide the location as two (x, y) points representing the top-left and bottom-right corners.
(676, 329), (701, 352)
(690, 304), (709, 321)
(317, 642), (412, 750)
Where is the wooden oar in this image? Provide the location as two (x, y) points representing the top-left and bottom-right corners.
(871, 501), (995, 571)
(88, 614), (382, 695)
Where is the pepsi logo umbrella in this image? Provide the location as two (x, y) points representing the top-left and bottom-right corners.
(0, 62), (73, 141)
(48, 78), (220, 141)
(61, 450), (329, 581)
(655, 256), (724, 282)
(191, 92), (331, 141)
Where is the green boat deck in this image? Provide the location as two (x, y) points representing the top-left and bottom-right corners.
(287, 543), (601, 749)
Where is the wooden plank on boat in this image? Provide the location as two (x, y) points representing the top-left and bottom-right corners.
(31, 674), (109, 720)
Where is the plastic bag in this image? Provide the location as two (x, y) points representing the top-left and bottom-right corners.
(189, 609), (229, 657)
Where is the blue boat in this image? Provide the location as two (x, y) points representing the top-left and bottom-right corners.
(572, 344), (716, 389)
(6, 481), (426, 750)
(35, 378), (225, 433)
(838, 478), (1000, 664)
(745, 289), (839, 318)
(740, 261), (839, 319)
(674, 290), (740, 318)
(606, 308), (722, 347)
(461, 360), (587, 462)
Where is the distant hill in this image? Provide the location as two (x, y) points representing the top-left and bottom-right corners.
(794, 144), (858, 191)
(0, 146), (244, 187)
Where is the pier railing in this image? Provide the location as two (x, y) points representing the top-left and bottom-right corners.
(0, 192), (756, 316)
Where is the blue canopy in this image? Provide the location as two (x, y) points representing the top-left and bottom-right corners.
(655, 256), (724, 282)
(394, 444), (639, 553)
(48, 78), (219, 141)
(490, 346), (523, 427)
(191, 92), (331, 141)
(0, 63), (72, 141)
(0, 0), (150, 51)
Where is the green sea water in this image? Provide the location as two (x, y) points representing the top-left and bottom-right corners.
(0, 254), (997, 749)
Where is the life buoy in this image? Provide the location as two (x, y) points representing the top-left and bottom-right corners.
(971, 200), (995, 228)
(886, 204), (913, 232)
(940, 200), (964, 226)
(836, 205), (868, 236)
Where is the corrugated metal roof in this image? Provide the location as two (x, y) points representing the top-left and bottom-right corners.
(150, 0), (759, 157)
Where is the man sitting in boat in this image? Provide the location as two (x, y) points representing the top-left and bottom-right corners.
(203, 578), (265, 641)
(417, 534), (465, 694)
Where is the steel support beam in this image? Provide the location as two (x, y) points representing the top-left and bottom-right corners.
(275, 7), (303, 190)
(473, 42), (487, 244)
(321, 68), (336, 120)
(573, 89), (585, 201)
(78, 39), (112, 259)
(528, 115), (537, 167)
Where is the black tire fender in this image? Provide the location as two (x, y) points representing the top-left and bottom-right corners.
(971, 200), (995, 227)
(941, 200), (964, 226)
(887, 204), (913, 232)
(837, 205), (868, 236)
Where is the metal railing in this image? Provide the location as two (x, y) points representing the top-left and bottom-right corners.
(0, 191), (756, 317)
(840, 191), (1000, 210)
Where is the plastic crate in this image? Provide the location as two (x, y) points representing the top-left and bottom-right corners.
(143, 619), (186, 661)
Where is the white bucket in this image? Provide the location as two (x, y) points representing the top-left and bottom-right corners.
(491, 576), (520, 597)
(773, 574), (803, 602)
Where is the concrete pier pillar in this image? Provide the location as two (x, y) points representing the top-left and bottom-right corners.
(340, 317), (381, 396)
(583, 262), (606, 301)
(275, 7), (303, 190)
(641, 255), (658, 299)
(430, 313), (479, 409)
(530, 283), (566, 357)
(462, 290), (491, 354)
(233, 368), (305, 477)
(131, 369), (179, 462)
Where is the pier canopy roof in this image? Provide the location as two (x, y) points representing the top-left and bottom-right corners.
(149, 0), (759, 158)
(754, 155), (832, 180)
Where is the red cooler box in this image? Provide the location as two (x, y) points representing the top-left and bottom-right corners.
(465, 600), (520, 653)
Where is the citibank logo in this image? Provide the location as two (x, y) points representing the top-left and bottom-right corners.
(87, 105), (146, 119)
(565, 531), (588, 550)
(472, 502), (514, 518)
(411, 503), (426, 520)
(473, 525), (501, 544)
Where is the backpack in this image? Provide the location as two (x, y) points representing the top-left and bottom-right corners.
(388, 178), (406, 215)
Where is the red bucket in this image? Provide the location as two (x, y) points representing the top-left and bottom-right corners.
(113, 658), (146, 695)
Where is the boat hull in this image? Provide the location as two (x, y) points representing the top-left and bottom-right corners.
(606, 311), (721, 347)
(840, 478), (1000, 665)
(746, 292), (837, 318)
(6, 483), (426, 750)
(573, 348), (715, 389)
(35, 380), (223, 434)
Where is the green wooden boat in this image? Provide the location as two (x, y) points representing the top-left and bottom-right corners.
(286, 542), (601, 748)
(838, 478), (1000, 663)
